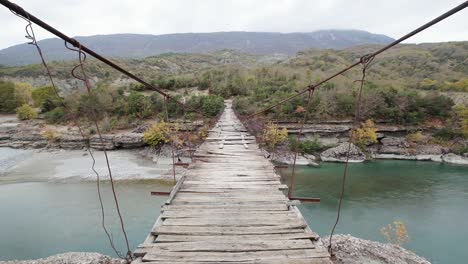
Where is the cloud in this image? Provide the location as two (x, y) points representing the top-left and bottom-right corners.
(0, 0), (467, 49)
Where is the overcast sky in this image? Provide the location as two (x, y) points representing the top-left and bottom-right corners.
(0, 0), (467, 49)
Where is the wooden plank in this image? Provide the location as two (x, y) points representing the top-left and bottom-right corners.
(153, 225), (307, 235)
(143, 248), (330, 262)
(154, 233), (319, 242)
(139, 239), (315, 252)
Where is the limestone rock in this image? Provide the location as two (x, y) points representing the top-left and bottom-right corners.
(89, 134), (115, 150)
(320, 143), (365, 163)
(323, 234), (430, 264)
(441, 153), (468, 165)
(1, 252), (125, 264)
(381, 137), (409, 147)
(114, 133), (145, 148)
(58, 134), (87, 149)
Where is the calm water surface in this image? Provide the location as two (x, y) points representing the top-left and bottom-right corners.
(280, 160), (468, 264)
(0, 148), (467, 263)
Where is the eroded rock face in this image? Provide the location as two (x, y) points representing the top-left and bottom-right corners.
(1, 252), (125, 264)
(114, 133), (145, 148)
(320, 143), (365, 163)
(89, 134), (115, 150)
(324, 234), (431, 264)
(441, 153), (468, 165)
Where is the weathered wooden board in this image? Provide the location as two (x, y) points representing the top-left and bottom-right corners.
(133, 100), (331, 264)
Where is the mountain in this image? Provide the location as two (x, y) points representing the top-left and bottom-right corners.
(0, 30), (394, 66)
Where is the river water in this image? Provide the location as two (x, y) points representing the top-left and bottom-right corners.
(0, 148), (467, 263)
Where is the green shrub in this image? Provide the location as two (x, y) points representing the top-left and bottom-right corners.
(0, 81), (19, 113)
(45, 107), (66, 123)
(433, 127), (463, 141)
(289, 136), (325, 154)
(16, 104), (37, 120)
(31, 86), (60, 112)
(201, 95), (224, 116)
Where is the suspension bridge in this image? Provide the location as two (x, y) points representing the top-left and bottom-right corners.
(132, 100), (331, 263)
(1, 0), (467, 262)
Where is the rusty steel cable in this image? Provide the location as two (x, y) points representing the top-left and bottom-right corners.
(328, 55), (374, 257)
(287, 87), (315, 199)
(11, 10), (127, 258)
(163, 97), (177, 184)
(245, 1), (468, 118)
(64, 42), (133, 261)
(8, 9), (127, 260)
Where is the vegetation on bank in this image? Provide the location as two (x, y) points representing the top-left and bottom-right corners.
(0, 42), (467, 152)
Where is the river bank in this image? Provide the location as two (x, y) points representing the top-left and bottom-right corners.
(2, 115), (468, 165)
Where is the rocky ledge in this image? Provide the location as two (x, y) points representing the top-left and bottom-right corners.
(320, 143), (366, 163)
(0, 252), (124, 264)
(324, 234), (431, 264)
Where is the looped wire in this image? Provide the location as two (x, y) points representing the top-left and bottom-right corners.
(328, 56), (371, 257)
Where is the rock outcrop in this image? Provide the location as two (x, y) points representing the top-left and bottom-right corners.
(0, 252), (124, 264)
(441, 153), (468, 165)
(320, 143), (366, 163)
(324, 234), (431, 264)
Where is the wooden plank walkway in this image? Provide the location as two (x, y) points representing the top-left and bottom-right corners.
(133, 100), (331, 264)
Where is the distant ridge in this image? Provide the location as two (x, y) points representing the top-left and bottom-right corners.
(0, 30), (394, 66)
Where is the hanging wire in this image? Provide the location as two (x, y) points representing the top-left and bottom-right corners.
(328, 54), (375, 257)
(64, 41), (133, 261)
(288, 87), (315, 199)
(163, 96), (177, 184)
(8, 9), (127, 260)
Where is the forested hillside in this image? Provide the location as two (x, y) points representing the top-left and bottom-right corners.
(0, 41), (467, 133)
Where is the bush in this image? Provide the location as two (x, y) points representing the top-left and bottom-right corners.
(0, 81), (19, 113)
(16, 104), (37, 120)
(201, 95), (224, 117)
(45, 107), (66, 123)
(143, 121), (175, 147)
(41, 128), (58, 142)
(31, 86), (60, 112)
(263, 122), (288, 149)
(433, 127), (463, 141)
(351, 119), (378, 148)
(289, 136), (325, 154)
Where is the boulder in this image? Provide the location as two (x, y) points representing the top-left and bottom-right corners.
(323, 234), (430, 264)
(320, 143), (365, 163)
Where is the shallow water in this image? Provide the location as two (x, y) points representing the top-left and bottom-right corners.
(279, 160), (468, 264)
(0, 148), (467, 263)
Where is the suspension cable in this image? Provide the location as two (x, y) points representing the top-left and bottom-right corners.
(64, 42), (133, 261)
(288, 87), (315, 199)
(8, 9), (128, 260)
(328, 55), (374, 257)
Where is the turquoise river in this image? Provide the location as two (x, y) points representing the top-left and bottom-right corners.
(0, 148), (467, 264)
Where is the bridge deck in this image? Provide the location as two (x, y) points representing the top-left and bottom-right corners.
(133, 100), (331, 263)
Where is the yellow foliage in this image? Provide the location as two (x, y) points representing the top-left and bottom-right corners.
(263, 122), (288, 149)
(351, 119), (378, 148)
(41, 128), (58, 142)
(380, 221), (409, 246)
(16, 104), (37, 120)
(406, 131), (425, 144)
(143, 121), (179, 147)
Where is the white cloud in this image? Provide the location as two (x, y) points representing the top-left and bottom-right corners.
(0, 0), (467, 49)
